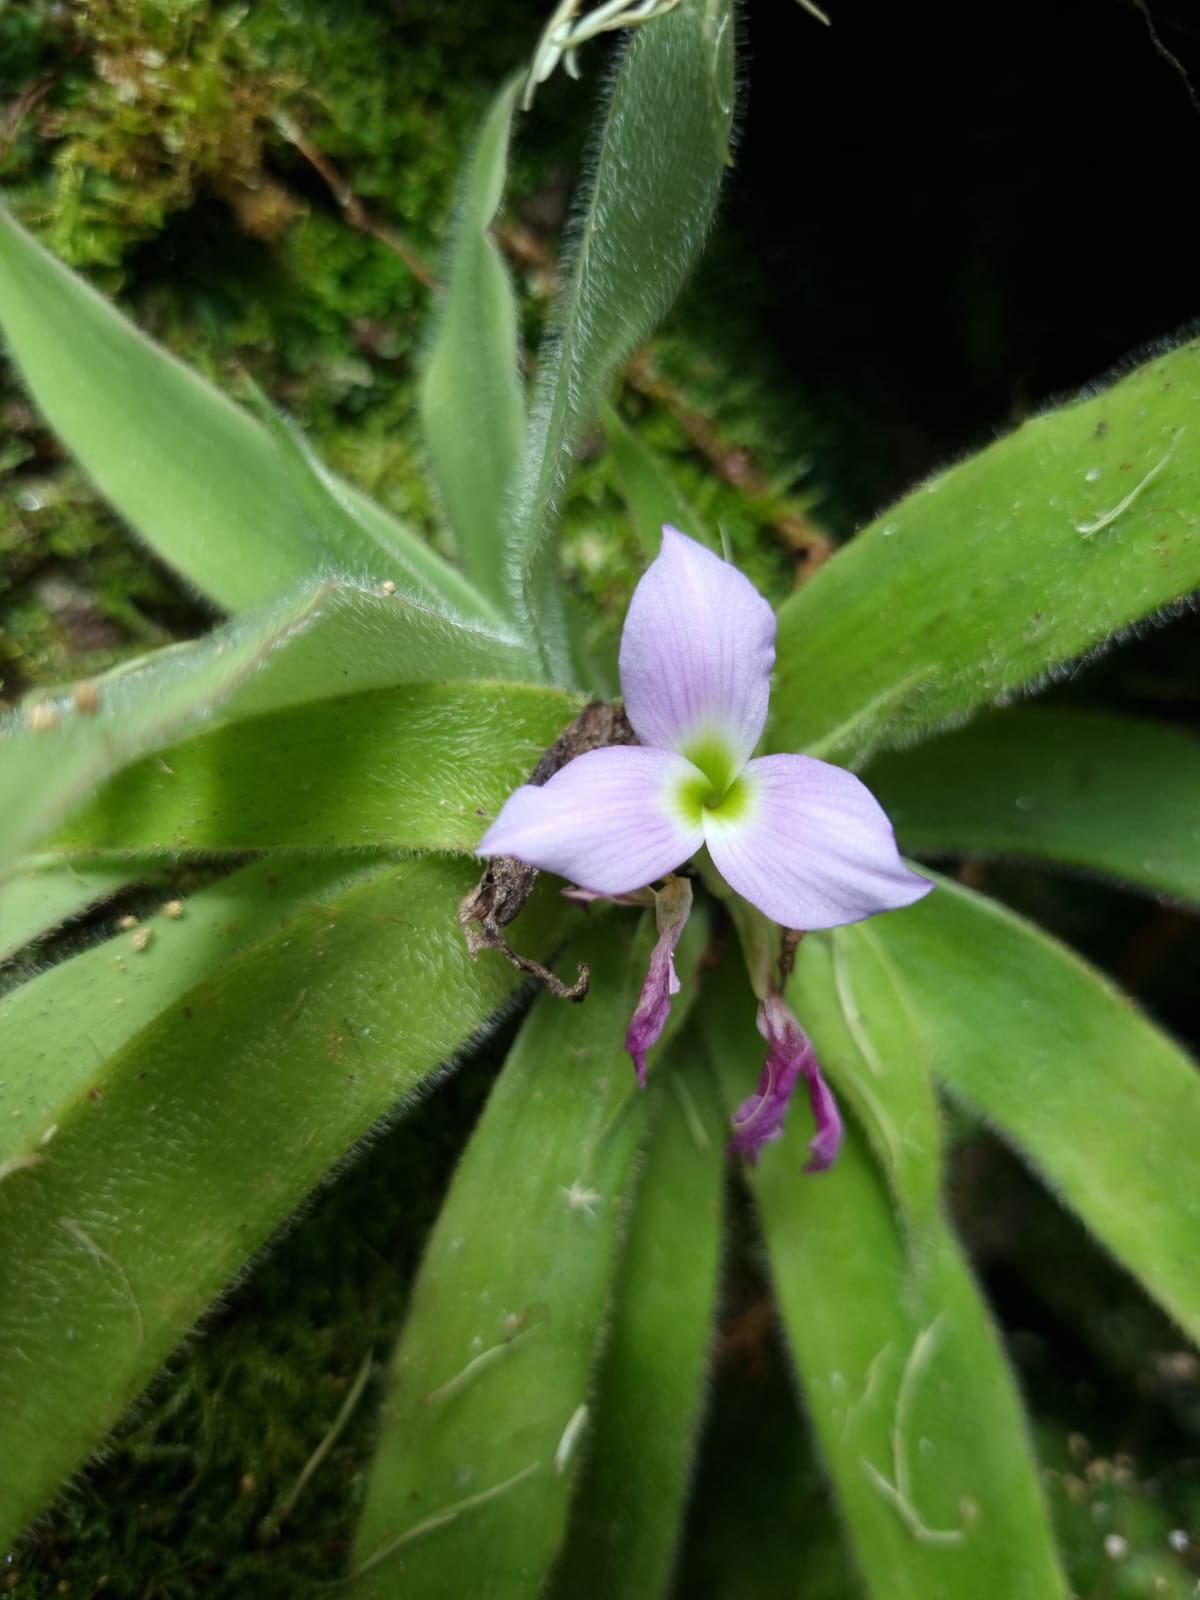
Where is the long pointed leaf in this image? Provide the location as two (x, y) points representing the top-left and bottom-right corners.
(0, 204), (493, 618)
(704, 969), (1067, 1600)
(0, 856), (566, 1546)
(507, 0), (734, 670)
(0, 583), (329, 875)
(0, 579), (534, 878)
(348, 905), (710, 1595)
(46, 683), (578, 859)
(347, 927), (654, 1597)
(772, 340), (1200, 763)
(421, 79), (525, 612)
(870, 875), (1200, 1341)
(0, 856), (154, 963)
(791, 925), (943, 1238)
(868, 708), (1200, 905)
(762, 1127), (1066, 1600)
(219, 581), (535, 718)
(547, 1053), (725, 1600)
(0, 856), (356, 1164)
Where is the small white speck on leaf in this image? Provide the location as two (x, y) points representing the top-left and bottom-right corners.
(554, 1404), (589, 1474)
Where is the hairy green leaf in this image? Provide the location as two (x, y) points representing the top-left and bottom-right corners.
(0, 855), (566, 1546)
(508, 0), (734, 671)
(870, 876), (1200, 1341)
(0, 581), (535, 878)
(773, 340), (1200, 763)
(349, 903), (710, 1595)
(548, 1052), (724, 1600)
(347, 927), (653, 1597)
(0, 856), (155, 963)
(869, 708), (1200, 905)
(46, 683), (578, 859)
(0, 204), (493, 618)
(0, 856), (355, 1165)
(791, 925), (943, 1237)
(422, 78), (525, 612)
(0, 585), (328, 876)
(763, 1130), (1066, 1600)
(218, 581), (536, 718)
(705, 969), (1066, 1600)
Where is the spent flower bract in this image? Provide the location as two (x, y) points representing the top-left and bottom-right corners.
(480, 526), (931, 1166)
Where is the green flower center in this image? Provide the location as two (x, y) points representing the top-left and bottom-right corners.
(675, 735), (750, 828)
(681, 733), (739, 800)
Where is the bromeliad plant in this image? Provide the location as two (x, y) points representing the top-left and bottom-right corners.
(0, 4), (1198, 1595)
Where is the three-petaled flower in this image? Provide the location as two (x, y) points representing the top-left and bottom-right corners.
(479, 526), (931, 1170)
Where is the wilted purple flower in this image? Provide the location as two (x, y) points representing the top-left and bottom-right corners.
(729, 992), (842, 1172)
(625, 875), (692, 1089)
(479, 526), (930, 1166)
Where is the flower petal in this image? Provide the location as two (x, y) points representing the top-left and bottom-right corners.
(728, 992), (843, 1173)
(477, 746), (704, 896)
(704, 754), (933, 930)
(625, 876), (693, 1088)
(619, 526), (776, 776)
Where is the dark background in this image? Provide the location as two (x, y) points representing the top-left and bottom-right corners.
(734, 0), (1200, 513)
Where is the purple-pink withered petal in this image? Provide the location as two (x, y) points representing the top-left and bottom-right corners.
(619, 526), (776, 770)
(477, 745), (703, 896)
(625, 876), (693, 1088)
(727, 995), (805, 1162)
(728, 992), (843, 1173)
(704, 754), (932, 930)
(802, 1062), (843, 1174)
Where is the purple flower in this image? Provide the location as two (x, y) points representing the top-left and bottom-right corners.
(479, 526), (931, 1165)
(480, 527), (926, 925)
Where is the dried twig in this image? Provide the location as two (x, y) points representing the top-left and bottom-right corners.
(0, 55), (77, 166)
(274, 112), (436, 287)
(1131, 0), (1200, 116)
(625, 351), (836, 579)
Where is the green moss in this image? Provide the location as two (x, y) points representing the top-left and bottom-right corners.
(1036, 1423), (1199, 1600)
